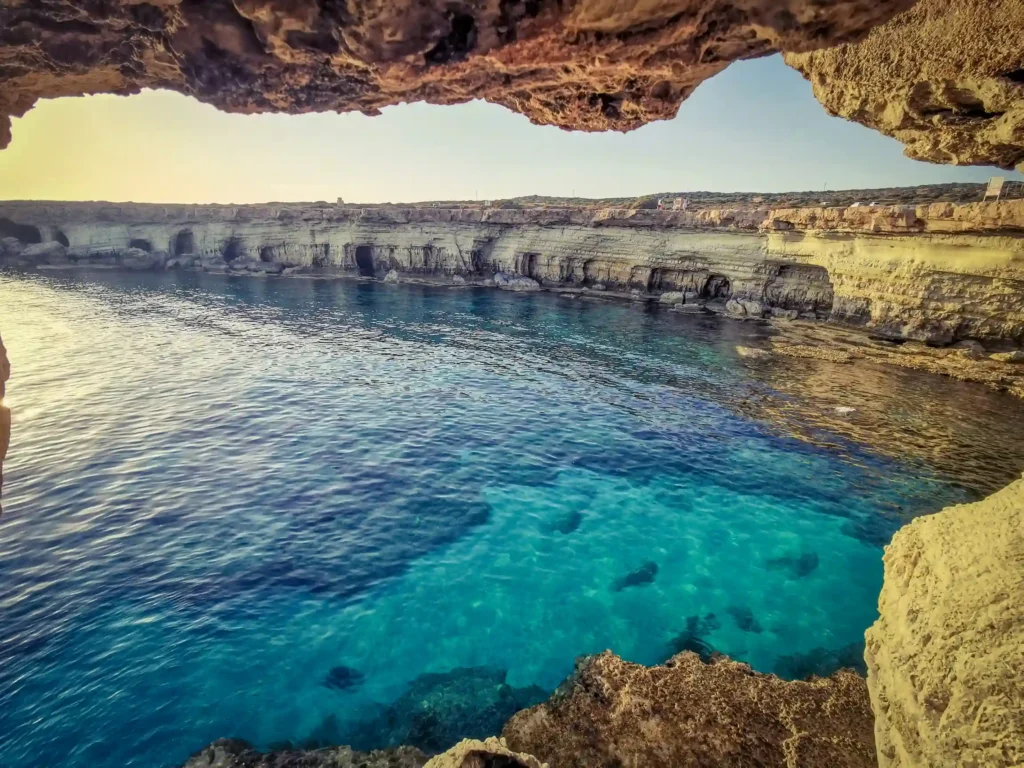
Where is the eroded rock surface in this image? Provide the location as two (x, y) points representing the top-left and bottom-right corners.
(178, 736), (545, 768)
(787, 0), (1024, 170)
(180, 738), (428, 768)
(4, 199), (1024, 346)
(866, 476), (1024, 768)
(0, 0), (919, 148)
(502, 651), (875, 768)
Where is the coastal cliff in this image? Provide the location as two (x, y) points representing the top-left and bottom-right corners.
(3, 199), (1024, 347)
(866, 476), (1024, 768)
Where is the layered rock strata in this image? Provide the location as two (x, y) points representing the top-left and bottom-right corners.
(3, 199), (1024, 346)
(865, 476), (1024, 768)
(0, 0), (918, 149)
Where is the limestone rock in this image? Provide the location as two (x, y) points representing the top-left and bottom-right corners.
(423, 738), (545, 768)
(0, 236), (23, 258)
(0, 1), (919, 150)
(494, 273), (539, 292)
(383, 270), (401, 284)
(866, 476), (1024, 768)
(725, 298), (765, 317)
(659, 291), (685, 305)
(502, 651), (876, 768)
(20, 240), (67, 265)
(120, 247), (164, 270)
(179, 738), (428, 768)
(991, 350), (1024, 363)
(3, 199), (1024, 344)
(735, 345), (770, 358)
(786, 0), (1024, 170)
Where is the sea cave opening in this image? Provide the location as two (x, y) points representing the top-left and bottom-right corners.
(130, 238), (152, 252)
(355, 245), (375, 277)
(222, 237), (244, 262)
(0, 217), (42, 244)
(701, 274), (731, 301)
(173, 230), (196, 256)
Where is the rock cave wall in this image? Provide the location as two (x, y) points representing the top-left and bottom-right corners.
(3, 200), (1024, 346)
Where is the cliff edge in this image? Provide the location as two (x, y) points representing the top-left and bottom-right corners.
(866, 476), (1024, 768)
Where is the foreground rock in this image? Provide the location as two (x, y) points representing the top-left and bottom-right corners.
(0, 0), (917, 149)
(502, 651), (876, 768)
(866, 476), (1024, 768)
(181, 738), (428, 768)
(787, 0), (1024, 170)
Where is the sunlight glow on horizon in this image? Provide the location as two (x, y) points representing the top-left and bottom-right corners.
(1, 55), (1020, 205)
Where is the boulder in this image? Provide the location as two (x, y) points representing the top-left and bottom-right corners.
(21, 241), (68, 265)
(952, 339), (987, 359)
(725, 298), (766, 318)
(383, 270), (401, 284)
(120, 248), (163, 270)
(494, 273), (540, 292)
(990, 349), (1024, 363)
(658, 291), (685, 305)
(0, 237), (24, 258)
(451, 275), (465, 285)
(770, 307), (799, 321)
(735, 346), (771, 358)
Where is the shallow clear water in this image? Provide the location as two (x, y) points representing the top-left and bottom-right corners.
(2, 271), (1023, 767)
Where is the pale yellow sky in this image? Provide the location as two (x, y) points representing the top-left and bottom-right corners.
(1, 57), (1018, 204)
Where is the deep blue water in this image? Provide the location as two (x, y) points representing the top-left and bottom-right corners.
(2, 270), (1023, 767)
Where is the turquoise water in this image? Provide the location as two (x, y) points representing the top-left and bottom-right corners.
(2, 271), (1023, 767)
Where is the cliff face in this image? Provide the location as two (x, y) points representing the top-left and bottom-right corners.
(865, 476), (1024, 768)
(3, 199), (1024, 346)
(0, 0), (917, 149)
(786, 0), (1024, 171)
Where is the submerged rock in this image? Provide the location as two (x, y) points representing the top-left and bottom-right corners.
(665, 614), (722, 663)
(765, 551), (820, 579)
(341, 666), (548, 756)
(610, 561), (658, 592)
(503, 651), (875, 768)
(775, 642), (867, 681)
(727, 605), (764, 634)
(322, 665), (365, 692)
(550, 510), (584, 535)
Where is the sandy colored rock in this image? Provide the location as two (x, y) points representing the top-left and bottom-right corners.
(0, 0), (919, 149)
(787, 0), (1024, 170)
(866, 476), (1024, 768)
(502, 650), (876, 768)
(423, 738), (545, 768)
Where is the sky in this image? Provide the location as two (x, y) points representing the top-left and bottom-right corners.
(1, 54), (1020, 204)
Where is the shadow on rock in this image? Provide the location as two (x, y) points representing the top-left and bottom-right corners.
(774, 641), (867, 680)
(340, 666), (549, 755)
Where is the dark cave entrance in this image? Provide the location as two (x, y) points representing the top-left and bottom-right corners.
(222, 237), (244, 262)
(0, 218), (42, 244)
(701, 274), (731, 301)
(524, 253), (539, 280)
(173, 230), (195, 256)
(130, 238), (152, 252)
(355, 245), (375, 276)
(259, 246), (275, 262)
(54, 229), (70, 247)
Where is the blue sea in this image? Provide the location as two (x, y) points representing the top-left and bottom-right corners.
(2, 270), (1023, 767)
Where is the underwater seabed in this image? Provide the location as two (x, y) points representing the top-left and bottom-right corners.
(2, 270), (1024, 767)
